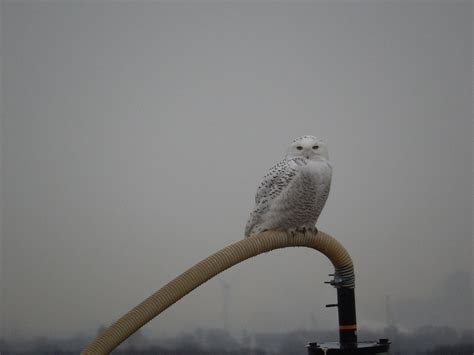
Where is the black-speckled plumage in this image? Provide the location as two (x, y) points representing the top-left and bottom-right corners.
(245, 136), (332, 237)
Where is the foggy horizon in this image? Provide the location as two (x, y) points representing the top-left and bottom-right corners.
(0, 0), (472, 348)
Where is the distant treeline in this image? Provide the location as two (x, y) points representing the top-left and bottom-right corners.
(1, 325), (472, 355)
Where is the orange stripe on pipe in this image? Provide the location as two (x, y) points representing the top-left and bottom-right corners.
(339, 324), (357, 330)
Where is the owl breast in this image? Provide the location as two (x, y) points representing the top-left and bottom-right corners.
(265, 160), (332, 230)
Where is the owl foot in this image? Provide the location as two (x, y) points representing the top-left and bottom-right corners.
(286, 227), (313, 237)
(286, 226), (318, 237)
(304, 226), (318, 235)
(286, 228), (298, 237)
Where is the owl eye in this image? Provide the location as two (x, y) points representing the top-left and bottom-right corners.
(312, 145), (319, 150)
(296, 146), (303, 150)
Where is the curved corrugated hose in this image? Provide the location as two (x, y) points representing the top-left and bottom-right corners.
(81, 230), (354, 354)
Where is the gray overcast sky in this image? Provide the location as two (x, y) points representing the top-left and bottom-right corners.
(1, 0), (472, 341)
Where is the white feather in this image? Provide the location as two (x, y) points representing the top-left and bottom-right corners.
(245, 136), (332, 237)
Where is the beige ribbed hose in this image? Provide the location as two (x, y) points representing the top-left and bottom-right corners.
(82, 230), (354, 354)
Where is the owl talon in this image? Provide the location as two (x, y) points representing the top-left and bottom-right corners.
(295, 226), (318, 235)
(287, 227), (311, 237)
(286, 229), (297, 237)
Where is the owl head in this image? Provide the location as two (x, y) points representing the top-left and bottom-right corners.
(286, 135), (329, 161)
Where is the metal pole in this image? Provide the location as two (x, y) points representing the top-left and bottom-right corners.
(336, 287), (357, 346)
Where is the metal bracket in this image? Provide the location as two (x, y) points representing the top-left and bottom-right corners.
(324, 273), (344, 288)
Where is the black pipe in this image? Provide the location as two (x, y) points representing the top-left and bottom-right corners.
(336, 287), (357, 346)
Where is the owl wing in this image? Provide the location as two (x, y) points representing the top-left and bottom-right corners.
(245, 158), (303, 236)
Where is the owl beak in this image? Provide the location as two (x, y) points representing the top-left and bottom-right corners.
(306, 155), (310, 159)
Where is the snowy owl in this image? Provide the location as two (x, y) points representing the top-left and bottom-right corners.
(245, 135), (332, 237)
